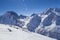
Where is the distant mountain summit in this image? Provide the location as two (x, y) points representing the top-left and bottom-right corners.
(19, 15), (27, 19)
(4, 11), (18, 17)
(43, 8), (60, 26)
(44, 8), (60, 15)
(31, 13), (37, 16)
(0, 11), (24, 27)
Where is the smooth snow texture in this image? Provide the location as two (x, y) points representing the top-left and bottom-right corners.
(0, 24), (57, 40)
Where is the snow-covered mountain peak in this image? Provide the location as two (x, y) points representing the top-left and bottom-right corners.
(44, 8), (60, 16)
(34, 8), (60, 40)
(55, 8), (60, 12)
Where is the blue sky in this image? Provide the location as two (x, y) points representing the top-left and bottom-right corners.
(0, 0), (60, 16)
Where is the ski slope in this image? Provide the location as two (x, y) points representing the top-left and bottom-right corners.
(0, 24), (57, 40)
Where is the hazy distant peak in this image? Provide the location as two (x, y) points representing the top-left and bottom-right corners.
(31, 14), (38, 17)
(44, 8), (60, 15)
(5, 11), (18, 17)
(19, 15), (27, 19)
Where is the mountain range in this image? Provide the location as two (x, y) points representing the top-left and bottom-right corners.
(0, 8), (60, 40)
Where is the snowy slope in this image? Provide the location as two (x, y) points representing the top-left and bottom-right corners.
(0, 24), (57, 40)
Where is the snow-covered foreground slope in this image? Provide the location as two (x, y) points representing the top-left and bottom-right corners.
(0, 24), (57, 40)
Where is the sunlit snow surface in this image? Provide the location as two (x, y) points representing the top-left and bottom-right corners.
(0, 24), (57, 40)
